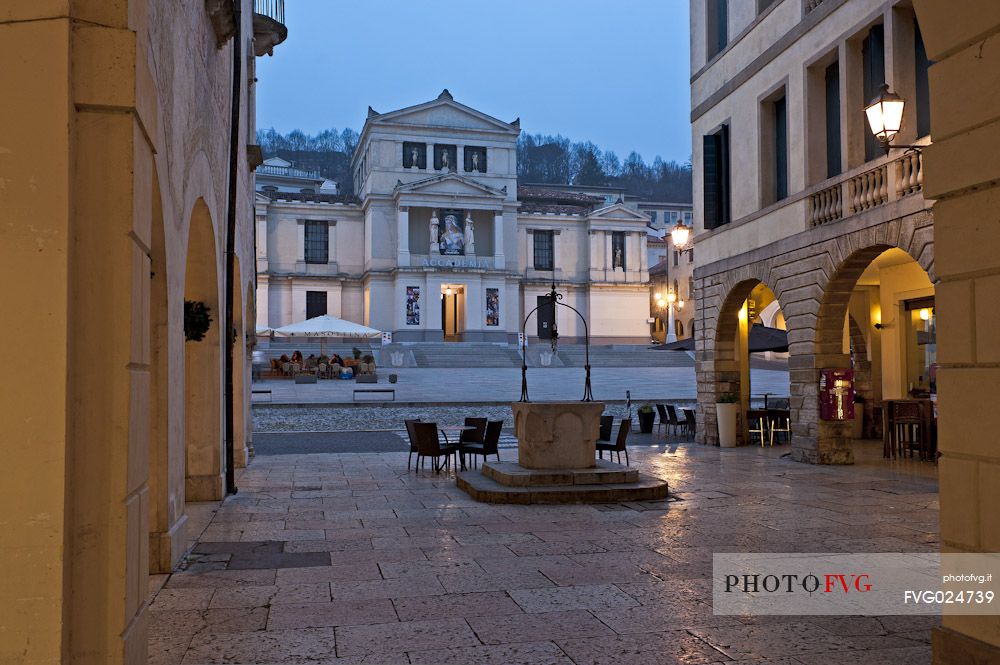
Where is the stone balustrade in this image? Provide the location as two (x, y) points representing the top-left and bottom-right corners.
(807, 149), (925, 227)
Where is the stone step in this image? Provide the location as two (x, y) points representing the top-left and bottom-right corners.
(481, 460), (639, 486)
(455, 469), (669, 504)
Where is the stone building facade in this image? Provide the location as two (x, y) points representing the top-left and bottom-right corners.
(690, 0), (936, 461)
(255, 91), (654, 343)
(0, 1), (279, 662)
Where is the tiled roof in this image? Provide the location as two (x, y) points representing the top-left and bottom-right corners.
(517, 185), (606, 205)
(520, 203), (590, 215)
(262, 191), (360, 205)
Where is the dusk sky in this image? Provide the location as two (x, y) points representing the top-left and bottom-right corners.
(255, 0), (692, 163)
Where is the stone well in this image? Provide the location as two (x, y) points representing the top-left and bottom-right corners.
(456, 401), (669, 504)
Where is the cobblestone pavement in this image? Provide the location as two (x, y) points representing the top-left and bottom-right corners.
(251, 366), (790, 405)
(148, 440), (939, 664)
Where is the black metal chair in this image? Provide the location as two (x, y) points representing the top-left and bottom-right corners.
(412, 422), (459, 474)
(682, 408), (696, 437)
(598, 415), (614, 442)
(404, 418), (421, 471)
(655, 404), (670, 435)
(666, 404), (682, 435)
(461, 420), (502, 468)
(597, 418), (631, 465)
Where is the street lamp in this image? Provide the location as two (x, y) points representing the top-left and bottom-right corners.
(864, 84), (921, 151)
(669, 220), (691, 250)
(659, 288), (684, 343)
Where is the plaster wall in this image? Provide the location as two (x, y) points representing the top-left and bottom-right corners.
(0, 1), (259, 661)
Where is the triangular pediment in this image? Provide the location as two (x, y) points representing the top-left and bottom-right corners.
(588, 203), (650, 222)
(371, 91), (518, 134)
(395, 173), (506, 198)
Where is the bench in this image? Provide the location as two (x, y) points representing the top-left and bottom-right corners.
(251, 388), (272, 402)
(353, 388), (395, 402)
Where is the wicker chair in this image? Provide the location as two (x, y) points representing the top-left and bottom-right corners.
(596, 418), (631, 465)
(412, 422), (459, 474)
(404, 418), (421, 471)
(598, 415), (614, 442)
(460, 420), (502, 468)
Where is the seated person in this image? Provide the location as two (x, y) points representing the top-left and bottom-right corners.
(291, 350), (303, 364)
(318, 353), (330, 365)
(304, 353), (318, 369)
(279, 353), (290, 363)
(357, 354), (377, 375)
(330, 353), (344, 367)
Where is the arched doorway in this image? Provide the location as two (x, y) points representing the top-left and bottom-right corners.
(184, 199), (224, 501)
(709, 280), (788, 446)
(814, 246), (935, 463)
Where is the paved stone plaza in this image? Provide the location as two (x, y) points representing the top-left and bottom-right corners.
(252, 366), (790, 405)
(148, 440), (938, 664)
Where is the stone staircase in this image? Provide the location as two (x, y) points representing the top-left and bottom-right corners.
(553, 345), (694, 368)
(409, 343), (523, 368)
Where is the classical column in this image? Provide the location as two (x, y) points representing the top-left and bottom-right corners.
(458, 145), (465, 172)
(666, 304), (677, 344)
(604, 232), (613, 278)
(639, 232), (649, 275)
(493, 211), (505, 269)
(397, 206), (410, 266)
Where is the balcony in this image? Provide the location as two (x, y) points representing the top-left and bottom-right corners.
(808, 143), (929, 227)
(253, 0), (287, 56)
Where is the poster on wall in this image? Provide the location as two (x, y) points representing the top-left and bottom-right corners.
(486, 288), (499, 326)
(438, 210), (466, 255)
(406, 286), (420, 325)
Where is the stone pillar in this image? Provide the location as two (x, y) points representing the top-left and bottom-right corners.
(604, 232), (614, 277)
(493, 211), (505, 269)
(397, 206), (409, 266)
(327, 221), (337, 266)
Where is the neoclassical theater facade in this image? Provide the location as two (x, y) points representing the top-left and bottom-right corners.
(255, 91), (653, 343)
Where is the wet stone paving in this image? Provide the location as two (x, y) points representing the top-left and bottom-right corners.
(148, 441), (939, 664)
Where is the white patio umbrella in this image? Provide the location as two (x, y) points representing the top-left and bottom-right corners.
(272, 315), (381, 354)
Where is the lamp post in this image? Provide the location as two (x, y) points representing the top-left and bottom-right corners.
(656, 289), (684, 343)
(864, 84), (921, 152)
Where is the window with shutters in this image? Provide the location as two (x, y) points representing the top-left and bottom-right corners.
(533, 230), (554, 271)
(306, 291), (327, 319)
(706, 0), (728, 60)
(760, 87), (788, 206)
(825, 61), (842, 178)
(304, 221), (328, 264)
(914, 21), (931, 138)
(703, 125), (731, 230)
(862, 24), (886, 162)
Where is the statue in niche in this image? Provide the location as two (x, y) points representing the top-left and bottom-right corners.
(439, 214), (465, 255)
(410, 146), (420, 169)
(440, 149), (451, 171)
(429, 212), (440, 253)
(464, 214), (475, 254)
(613, 247), (624, 270)
(471, 151), (480, 172)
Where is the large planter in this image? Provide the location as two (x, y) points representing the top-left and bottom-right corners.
(716, 402), (739, 448)
(637, 410), (655, 433)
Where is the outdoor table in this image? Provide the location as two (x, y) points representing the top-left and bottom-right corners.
(439, 425), (477, 470)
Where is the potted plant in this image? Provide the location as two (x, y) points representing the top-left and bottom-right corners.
(716, 393), (739, 448)
(352, 347), (363, 361)
(852, 394), (865, 439)
(388, 373), (398, 384)
(183, 300), (212, 342)
(637, 403), (656, 433)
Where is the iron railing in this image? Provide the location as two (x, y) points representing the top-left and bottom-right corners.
(254, 0), (285, 25)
